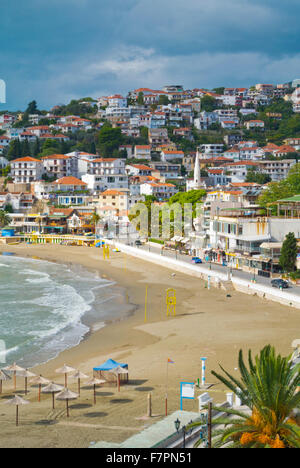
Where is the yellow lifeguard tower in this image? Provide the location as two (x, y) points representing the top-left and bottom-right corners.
(103, 244), (110, 260)
(166, 288), (176, 317)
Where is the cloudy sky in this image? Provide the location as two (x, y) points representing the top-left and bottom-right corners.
(1, 0), (300, 110)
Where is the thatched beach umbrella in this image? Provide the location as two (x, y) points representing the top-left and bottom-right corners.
(56, 388), (79, 418)
(110, 366), (129, 392)
(42, 382), (64, 410)
(30, 375), (50, 402)
(86, 377), (106, 405)
(55, 364), (76, 388)
(72, 371), (89, 396)
(18, 369), (36, 395)
(0, 370), (11, 394)
(3, 363), (25, 391)
(5, 395), (30, 426)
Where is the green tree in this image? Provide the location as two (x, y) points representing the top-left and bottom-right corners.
(158, 95), (169, 105)
(137, 92), (144, 105)
(7, 139), (22, 160)
(90, 211), (101, 233)
(97, 125), (123, 157)
(188, 345), (300, 448)
(200, 95), (217, 112)
(212, 87), (225, 95)
(21, 139), (30, 157)
(258, 163), (300, 208)
(26, 100), (39, 114)
(33, 138), (41, 157)
(0, 210), (10, 228)
(245, 170), (272, 184)
(279, 232), (298, 272)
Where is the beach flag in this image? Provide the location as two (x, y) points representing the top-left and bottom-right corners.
(168, 358), (175, 364)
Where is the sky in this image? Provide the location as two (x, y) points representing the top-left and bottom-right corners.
(1, 0), (300, 110)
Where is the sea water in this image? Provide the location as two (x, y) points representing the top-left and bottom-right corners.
(0, 255), (126, 368)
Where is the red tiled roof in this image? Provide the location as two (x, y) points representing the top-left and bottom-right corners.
(12, 156), (41, 163)
(54, 176), (87, 185)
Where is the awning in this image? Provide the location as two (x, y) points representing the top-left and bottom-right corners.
(93, 359), (128, 372)
(237, 235), (271, 242)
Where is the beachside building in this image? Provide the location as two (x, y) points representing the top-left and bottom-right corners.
(209, 209), (271, 255)
(97, 189), (142, 217)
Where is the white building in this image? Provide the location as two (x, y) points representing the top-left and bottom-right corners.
(259, 159), (297, 181)
(82, 173), (129, 192)
(161, 150), (184, 162)
(0, 156), (9, 169)
(245, 120), (265, 130)
(10, 156), (44, 183)
(42, 154), (77, 179)
(140, 182), (177, 199)
(200, 144), (224, 154)
(107, 95), (127, 108)
(134, 145), (151, 160)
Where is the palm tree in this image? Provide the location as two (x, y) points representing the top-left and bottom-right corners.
(0, 210), (10, 228)
(89, 211), (101, 234)
(189, 346), (300, 448)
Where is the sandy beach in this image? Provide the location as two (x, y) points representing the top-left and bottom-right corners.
(0, 243), (299, 448)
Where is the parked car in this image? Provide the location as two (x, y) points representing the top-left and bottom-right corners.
(271, 279), (289, 289)
(135, 240), (142, 246)
(192, 257), (202, 264)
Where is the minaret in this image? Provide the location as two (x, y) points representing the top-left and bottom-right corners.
(193, 151), (201, 188)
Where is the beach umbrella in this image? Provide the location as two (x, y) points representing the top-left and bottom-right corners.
(18, 369), (36, 395)
(55, 364), (76, 388)
(56, 388), (79, 418)
(110, 366), (129, 392)
(3, 363), (25, 391)
(42, 382), (64, 410)
(30, 375), (50, 402)
(0, 370), (11, 394)
(5, 395), (30, 426)
(72, 371), (89, 396)
(86, 377), (106, 405)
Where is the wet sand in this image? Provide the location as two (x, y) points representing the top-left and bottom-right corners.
(0, 243), (299, 448)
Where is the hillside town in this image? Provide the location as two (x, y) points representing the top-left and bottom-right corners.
(0, 80), (300, 278)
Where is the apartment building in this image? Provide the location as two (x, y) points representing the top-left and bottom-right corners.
(10, 156), (44, 183)
(42, 154), (77, 178)
(140, 182), (177, 199)
(259, 159), (297, 181)
(134, 145), (151, 160)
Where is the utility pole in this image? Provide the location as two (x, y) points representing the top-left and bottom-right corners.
(207, 402), (212, 448)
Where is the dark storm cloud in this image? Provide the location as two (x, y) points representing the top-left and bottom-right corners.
(1, 0), (300, 109)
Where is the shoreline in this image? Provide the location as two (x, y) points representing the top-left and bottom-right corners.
(0, 243), (299, 448)
(0, 253), (136, 370)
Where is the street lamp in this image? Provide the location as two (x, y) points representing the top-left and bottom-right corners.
(174, 418), (193, 448)
(174, 418), (181, 432)
(198, 412), (209, 448)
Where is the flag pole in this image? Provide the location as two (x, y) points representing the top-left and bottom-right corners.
(165, 360), (169, 416)
(145, 286), (148, 323)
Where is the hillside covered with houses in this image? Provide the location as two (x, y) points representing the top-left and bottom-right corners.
(0, 80), (300, 277)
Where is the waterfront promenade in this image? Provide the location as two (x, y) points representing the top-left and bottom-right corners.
(106, 239), (300, 309)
